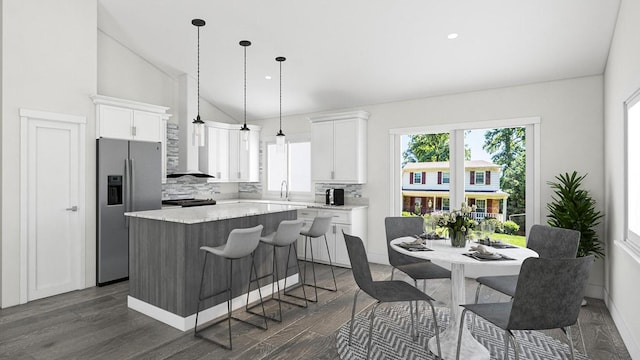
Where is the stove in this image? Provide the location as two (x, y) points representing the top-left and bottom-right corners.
(161, 198), (217, 207)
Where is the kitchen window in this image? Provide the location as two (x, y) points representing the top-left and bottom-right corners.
(266, 139), (312, 197)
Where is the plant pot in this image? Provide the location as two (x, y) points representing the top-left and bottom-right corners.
(450, 230), (467, 248)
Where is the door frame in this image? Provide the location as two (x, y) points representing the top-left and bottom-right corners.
(19, 109), (86, 304)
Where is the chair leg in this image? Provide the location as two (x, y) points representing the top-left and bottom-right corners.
(426, 300), (442, 359)
(409, 301), (416, 340)
(367, 303), (380, 360)
(282, 242), (309, 307)
(323, 234), (338, 292)
(391, 267), (395, 280)
(307, 236), (320, 302)
(511, 331), (519, 360)
(456, 308), (468, 360)
(470, 283), (483, 333)
(565, 326), (575, 360)
(250, 251), (269, 329)
(194, 252), (209, 337)
(503, 329), (510, 360)
(226, 260), (233, 350)
(349, 289), (360, 346)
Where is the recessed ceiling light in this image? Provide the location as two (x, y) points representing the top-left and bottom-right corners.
(265, 75), (272, 80)
(447, 33), (459, 40)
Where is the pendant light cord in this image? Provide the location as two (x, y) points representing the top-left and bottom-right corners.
(279, 59), (282, 131)
(243, 45), (247, 127)
(197, 26), (200, 118)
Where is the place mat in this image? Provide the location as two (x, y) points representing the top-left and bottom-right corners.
(397, 242), (433, 252)
(463, 252), (515, 261)
(475, 240), (518, 249)
(336, 305), (590, 360)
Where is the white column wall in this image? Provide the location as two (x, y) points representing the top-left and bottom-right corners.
(603, 0), (640, 357)
(1, 0), (98, 307)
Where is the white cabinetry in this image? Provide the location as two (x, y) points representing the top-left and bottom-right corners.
(199, 121), (260, 182)
(310, 111), (369, 184)
(92, 95), (171, 179)
(297, 206), (368, 268)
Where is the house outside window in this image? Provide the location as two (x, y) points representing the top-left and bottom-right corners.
(443, 172), (450, 184)
(413, 172), (422, 184)
(442, 198), (450, 211)
(475, 171), (485, 185)
(475, 199), (486, 213)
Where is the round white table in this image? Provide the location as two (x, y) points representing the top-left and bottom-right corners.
(390, 237), (538, 360)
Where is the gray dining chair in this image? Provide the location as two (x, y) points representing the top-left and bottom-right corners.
(474, 224), (580, 302)
(343, 232), (442, 359)
(385, 217), (451, 290)
(456, 255), (594, 360)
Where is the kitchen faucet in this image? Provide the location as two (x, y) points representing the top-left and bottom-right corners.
(280, 180), (289, 200)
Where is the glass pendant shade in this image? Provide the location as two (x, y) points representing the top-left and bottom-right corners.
(276, 130), (285, 153)
(192, 115), (205, 147)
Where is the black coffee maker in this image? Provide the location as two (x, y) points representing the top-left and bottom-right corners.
(325, 188), (345, 205)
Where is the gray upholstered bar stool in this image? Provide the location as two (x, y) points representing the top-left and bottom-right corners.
(194, 224), (267, 350)
(247, 219), (307, 322)
(296, 216), (337, 303)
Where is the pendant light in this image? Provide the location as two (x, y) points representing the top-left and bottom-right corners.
(191, 19), (206, 147)
(275, 56), (286, 153)
(239, 40), (251, 144)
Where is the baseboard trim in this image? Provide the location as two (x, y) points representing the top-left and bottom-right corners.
(128, 274), (298, 332)
(604, 287), (640, 359)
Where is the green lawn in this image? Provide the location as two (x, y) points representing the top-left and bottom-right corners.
(491, 233), (526, 247)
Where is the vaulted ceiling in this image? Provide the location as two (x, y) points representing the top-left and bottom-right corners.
(98, 0), (620, 121)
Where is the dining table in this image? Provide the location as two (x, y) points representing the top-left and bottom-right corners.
(390, 236), (538, 360)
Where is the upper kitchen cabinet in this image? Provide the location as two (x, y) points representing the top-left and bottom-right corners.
(92, 95), (171, 180)
(199, 121), (260, 182)
(310, 110), (369, 183)
(92, 95), (171, 143)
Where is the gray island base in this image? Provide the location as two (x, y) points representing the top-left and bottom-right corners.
(125, 203), (305, 331)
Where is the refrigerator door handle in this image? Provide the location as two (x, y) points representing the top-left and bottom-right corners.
(130, 158), (135, 211)
(124, 158), (131, 228)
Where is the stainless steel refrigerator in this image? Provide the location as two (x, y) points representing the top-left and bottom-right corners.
(97, 138), (162, 285)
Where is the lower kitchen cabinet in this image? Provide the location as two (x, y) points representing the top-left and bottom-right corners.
(296, 206), (367, 268)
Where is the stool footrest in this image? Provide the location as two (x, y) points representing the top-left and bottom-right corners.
(301, 282), (338, 292)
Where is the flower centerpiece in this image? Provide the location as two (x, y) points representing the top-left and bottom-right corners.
(432, 202), (478, 247)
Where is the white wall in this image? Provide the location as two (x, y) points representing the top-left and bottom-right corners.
(98, 30), (178, 118)
(1, 0), (98, 307)
(255, 75), (606, 299)
(603, 0), (640, 357)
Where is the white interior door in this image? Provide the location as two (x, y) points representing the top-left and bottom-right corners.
(21, 109), (86, 302)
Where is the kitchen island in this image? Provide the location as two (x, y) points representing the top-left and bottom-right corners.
(125, 202), (306, 331)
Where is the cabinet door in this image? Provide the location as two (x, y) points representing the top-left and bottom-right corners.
(99, 105), (133, 140)
(200, 126), (230, 180)
(228, 130), (241, 181)
(333, 119), (358, 182)
(334, 224), (352, 267)
(311, 121), (334, 181)
(133, 111), (162, 142)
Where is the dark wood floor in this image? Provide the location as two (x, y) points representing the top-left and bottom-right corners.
(0, 263), (631, 360)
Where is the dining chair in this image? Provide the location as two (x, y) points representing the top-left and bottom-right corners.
(343, 232), (442, 359)
(456, 255), (594, 360)
(385, 217), (451, 291)
(474, 224), (580, 302)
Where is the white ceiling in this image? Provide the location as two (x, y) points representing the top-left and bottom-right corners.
(98, 0), (620, 122)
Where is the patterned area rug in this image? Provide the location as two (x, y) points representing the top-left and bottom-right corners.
(336, 305), (589, 360)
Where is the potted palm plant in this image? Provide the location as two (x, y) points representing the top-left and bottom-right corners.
(546, 171), (604, 259)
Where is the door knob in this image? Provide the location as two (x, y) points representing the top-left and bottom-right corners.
(66, 206), (78, 212)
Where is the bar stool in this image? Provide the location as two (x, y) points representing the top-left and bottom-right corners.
(194, 224), (267, 350)
(296, 216), (337, 302)
(246, 219), (307, 322)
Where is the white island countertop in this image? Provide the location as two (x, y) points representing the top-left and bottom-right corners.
(125, 202), (307, 224)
